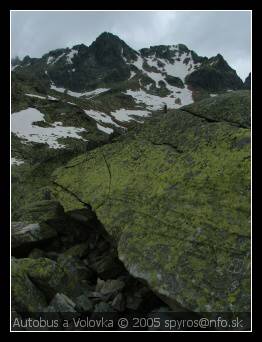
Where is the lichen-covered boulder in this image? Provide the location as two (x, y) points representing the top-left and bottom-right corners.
(51, 91), (251, 313)
(183, 90), (250, 128)
(11, 257), (88, 308)
(45, 293), (77, 313)
(11, 257), (48, 312)
(12, 221), (57, 253)
(19, 200), (65, 223)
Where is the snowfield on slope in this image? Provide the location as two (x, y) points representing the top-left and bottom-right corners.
(125, 88), (192, 110)
(111, 109), (151, 122)
(122, 48), (198, 109)
(83, 109), (122, 127)
(11, 158), (24, 166)
(50, 83), (110, 99)
(47, 53), (65, 65)
(66, 49), (78, 64)
(96, 123), (114, 134)
(25, 93), (58, 101)
(11, 108), (86, 149)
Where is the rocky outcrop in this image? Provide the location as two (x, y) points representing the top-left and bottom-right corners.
(244, 73), (251, 90)
(182, 90), (250, 128)
(51, 91), (251, 313)
(11, 203), (167, 330)
(18, 200), (65, 223)
(12, 222), (57, 253)
(185, 54), (244, 91)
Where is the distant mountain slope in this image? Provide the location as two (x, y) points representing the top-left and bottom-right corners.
(12, 32), (244, 95)
(11, 32), (248, 166)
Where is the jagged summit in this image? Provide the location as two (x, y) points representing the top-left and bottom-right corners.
(93, 31), (123, 42)
(12, 31), (245, 94)
(90, 31), (134, 53)
(89, 31), (138, 66)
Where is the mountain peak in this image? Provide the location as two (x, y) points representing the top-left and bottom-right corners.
(89, 32), (138, 66)
(95, 32), (122, 43)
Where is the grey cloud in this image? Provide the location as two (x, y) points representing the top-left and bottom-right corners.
(11, 10), (251, 80)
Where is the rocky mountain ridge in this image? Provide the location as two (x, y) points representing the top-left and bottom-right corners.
(12, 32), (245, 94)
(11, 32), (249, 168)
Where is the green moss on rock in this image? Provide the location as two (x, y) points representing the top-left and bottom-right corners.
(51, 91), (251, 313)
(12, 257), (88, 308)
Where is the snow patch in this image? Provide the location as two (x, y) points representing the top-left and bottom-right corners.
(47, 53), (65, 65)
(50, 84), (109, 99)
(96, 123), (114, 134)
(84, 109), (121, 127)
(25, 93), (58, 101)
(47, 56), (54, 64)
(157, 52), (195, 82)
(11, 65), (19, 71)
(47, 96), (58, 101)
(125, 88), (193, 110)
(50, 84), (67, 94)
(66, 49), (78, 64)
(111, 108), (151, 122)
(82, 88), (110, 99)
(11, 158), (24, 166)
(129, 71), (136, 80)
(169, 45), (179, 51)
(132, 55), (144, 70)
(11, 108), (86, 149)
(54, 53), (65, 64)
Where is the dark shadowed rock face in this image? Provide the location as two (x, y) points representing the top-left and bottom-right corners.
(11, 222), (57, 255)
(185, 54), (244, 92)
(244, 73), (251, 90)
(51, 91), (251, 313)
(11, 205), (167, 327)
(13, 32), (138, 92)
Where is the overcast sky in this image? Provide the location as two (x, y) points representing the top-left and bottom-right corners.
(11, 10), (251, 80)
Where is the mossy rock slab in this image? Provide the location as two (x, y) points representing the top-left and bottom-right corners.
(11, 221), (57, 254)
(11, 257), (48, 312)
(19, 200), (65, 223)
(51, 91), (251, 313)
(11, 257), (88, 309)
(183, 90), (250, 128)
